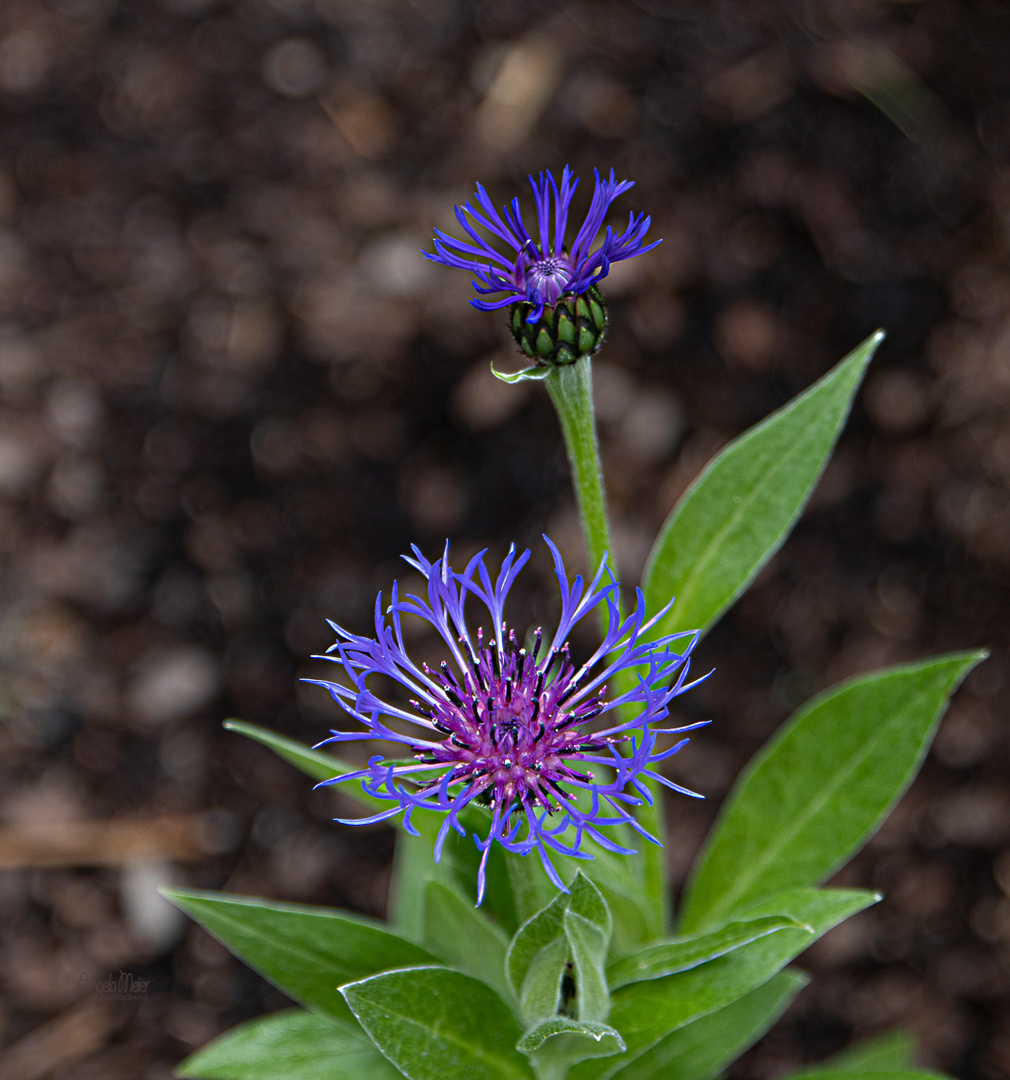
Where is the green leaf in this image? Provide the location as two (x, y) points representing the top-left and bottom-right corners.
(175, 1009), (402, 1080)
(680, 651), (984, 933)
(163, 889), (438, 1022)
(642, 331), (883, 639)
(782, 1072), (947, 1080)
(225, 720), (383, 811)
(421, 879), (512, 1004)
(737, 886), (878, 922)
(819, 1030), (916, 1072)
(552, 836), (661, 956)
(597, 970), (807, 1080)
(568, 889), (877, 1080)
(506, 873), (610, 995)
(341, 966), (534, 1080)
(518, 936), (570, 1028)
(606, 915), (809, 989)
(221, 721), (492, 939)
(517, 1018), (626, 1054)
(565, 910), (610, 1022)
(505, 873), (611, 1026)
(785, 1030), (921, 1080)
(586, 865), (656, 957)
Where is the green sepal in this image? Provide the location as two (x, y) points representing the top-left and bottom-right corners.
(508, 286), (608, 368)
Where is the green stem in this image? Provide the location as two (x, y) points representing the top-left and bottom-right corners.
(506, 853), (558, 927)
(544, 357), (615, 584)
(543, 355), (668, 936)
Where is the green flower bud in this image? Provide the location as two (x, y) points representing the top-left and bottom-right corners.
(509, 286), (608, 367)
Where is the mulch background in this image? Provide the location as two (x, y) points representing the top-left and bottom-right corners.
(1, 0), (1009, 1076)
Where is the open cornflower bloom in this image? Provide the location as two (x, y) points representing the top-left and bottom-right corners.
(310, 539), (707, 901)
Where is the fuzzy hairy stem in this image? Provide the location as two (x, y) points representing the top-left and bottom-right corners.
(544, 355), (667, 935)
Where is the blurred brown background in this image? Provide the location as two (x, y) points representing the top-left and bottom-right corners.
(0, 0), (1008, 1077)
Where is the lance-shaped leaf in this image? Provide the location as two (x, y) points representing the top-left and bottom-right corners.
(781, 1072), (947, 1080)
(681, 651), (984, 933)
(164, 889), (438, 1022)
(341, 966), (534, 1080)
(421, 879), (512, 1004)
(642, 331), (882, 639)
(817, 1030), (916, 1072)
(606, 915), (808, 989)
(518, 937), (570, 1028)
(222, 721), (494, 938)
(176, 1009), (402, 1080)
(225, 719), (383, 810)
(520, 913), (623, 1079)
(565, 910), (610, 1023)
(506, 873), (611, 1027)
(784, 1029), (920, 1080)
(569, 889), (877, 1080)
(600, 970), (807, 1080)
(550, 832), (661, 957)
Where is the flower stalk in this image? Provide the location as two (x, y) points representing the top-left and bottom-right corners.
(544, 356), (614, 590)
(545, 354), (669, 931)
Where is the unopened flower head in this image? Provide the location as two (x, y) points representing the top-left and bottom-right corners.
(310, 539), (706, 902)
(424, 167), (660, 367)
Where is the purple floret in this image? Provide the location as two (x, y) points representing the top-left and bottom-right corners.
(424, 167), (661, 324)
(309, 538), (707, 903)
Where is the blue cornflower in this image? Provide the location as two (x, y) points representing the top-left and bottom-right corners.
(310, 538), (706, 903)
(424, 166), (660, 325)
